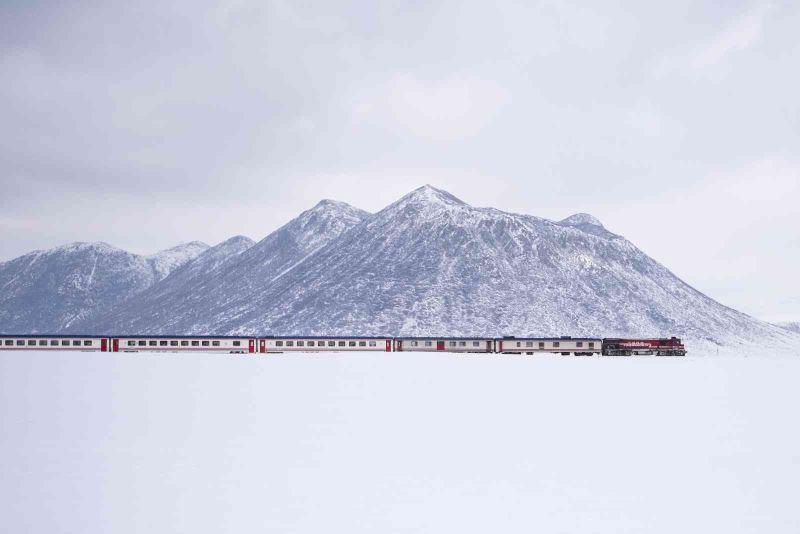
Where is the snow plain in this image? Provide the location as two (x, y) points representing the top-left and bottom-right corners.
(2, 351), (799, 533)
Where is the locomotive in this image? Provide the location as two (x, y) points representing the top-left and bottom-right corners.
(0, 334), (687, 356)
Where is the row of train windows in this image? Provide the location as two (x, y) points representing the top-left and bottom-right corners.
(513, 341), (594, 348)
(3, 339), (93, 346)
(125, 340), (241, 347)
(275, 340), (378, 347)
(409, 340), (482, 347)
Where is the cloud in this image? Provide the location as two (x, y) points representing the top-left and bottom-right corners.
(354, 74), (508, 141)
(651, 4), (771, 77)
(690, 5), (769, 70)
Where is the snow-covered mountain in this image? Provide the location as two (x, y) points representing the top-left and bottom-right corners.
(74, 185), (797, 352)
(0, 241), (207, 333)
(79, 200), (369, 334)
(168, 185), (785, 351)
(777, 322), (800, 334)
(5, 186), (798, 352)
(147, 241), (210, 281)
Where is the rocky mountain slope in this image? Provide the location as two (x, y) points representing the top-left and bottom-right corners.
(79, 200), (369, 334)
(0, 241), (207, 333)
(147, 241), (210, 281)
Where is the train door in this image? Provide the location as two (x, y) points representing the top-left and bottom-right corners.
(436, 340), (445, 351)
(112, 339), (119, 352)
(385, 339), (392, 352)
(248, 339), (255, 353)
(259, 339), (266, 353)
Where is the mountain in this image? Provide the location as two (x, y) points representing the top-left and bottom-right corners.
(80, 200), (369, 334)
(777, 322), (800, 334)
(69, 236), (254, 334)
(5, 186), (798, 353)
(0, 241), (207, 333)
(191, 185), (793, 352)
(147, 241), (210, 281)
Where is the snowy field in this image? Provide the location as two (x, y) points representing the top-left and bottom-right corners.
(2, 351), (799, 533)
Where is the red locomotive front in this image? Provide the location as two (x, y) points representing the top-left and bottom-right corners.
(602, 337), (686, 356)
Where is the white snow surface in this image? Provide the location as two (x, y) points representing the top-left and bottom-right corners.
(2, 350), (798, 533)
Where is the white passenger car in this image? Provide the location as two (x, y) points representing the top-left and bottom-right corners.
(260, 337), (392, 353)
(394, 337), (494, 353)
(496, 337), (601, 355)
(0, 335), (109, 351)
(111, 336), (255, 353)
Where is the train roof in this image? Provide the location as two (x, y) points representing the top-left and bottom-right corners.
(499, 336), (602, 341)
(396, 336), (494, 340)
(261, 335), (392, 339)
(0, 334), (108, 338)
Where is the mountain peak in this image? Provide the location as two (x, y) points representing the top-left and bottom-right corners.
(560, 213), (603, 227)
(404, 185), (467, 206)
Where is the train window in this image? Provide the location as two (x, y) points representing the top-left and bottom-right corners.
(28, 340), (36, 346)
(138, 340), (146, 346)
(459, 341), (466, 347)
(4, 340), (13, 346)
(338, 341), (346, 347)
(191, 340), (199, 346)
(72, 340), (81, 346)
(411, 341), (418, 347)
(369, 341), (376, 347)
(449, 341), (457, 347)
(525, 341), (533, 347)
(328, 341), (335, 347)
(233, 341), (241, 347)
(297, 341), (304, 347)
(286, 341), (294, 347)
(17, 340), (25, 346)
(170, 341), (178, 346)
(359, 341), (366, 347)
(425, 341), (432, 347)
(84, 340), (92, 346)
(201, 341), (210, 346)
(149, 340), (157, 346)
(276, 341), (284, 347)
(50, 340), (58, 346)
(181, 341), (189, 346)
(127, 340), (135, 346)
(39, 340), (48, 346)
(576, 341), (583, 348)
(516, 341), (521, 347)
(473, 341), (480, 347)
(349, 341), (356, 347)
(62, 340), (70, 346)
(159, 341), (168, 346)
(588, 342), (595, 348)
(539, 342), (544, 349)
(307, 341), (315, 347)
(553, 341), (560, 348)
(212, 341), (220, 347)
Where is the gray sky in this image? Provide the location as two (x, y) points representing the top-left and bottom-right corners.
(1, 0), (798, 322)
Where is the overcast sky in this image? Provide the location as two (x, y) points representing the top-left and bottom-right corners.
(1, 0), (798, 322)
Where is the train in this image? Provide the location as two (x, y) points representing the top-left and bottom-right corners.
(0, 334), (687, 356)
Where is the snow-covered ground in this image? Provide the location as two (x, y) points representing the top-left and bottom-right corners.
(2, 351), (798, 533)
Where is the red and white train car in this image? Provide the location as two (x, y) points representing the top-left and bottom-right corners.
(111, 336), (255, 353)
(0, 335), (109, 351)
(259, 336), (392, 353)
(394, 337), (494, 353)
(496, 337), (601, 355)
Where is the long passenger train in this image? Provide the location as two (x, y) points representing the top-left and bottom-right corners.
(0, 334), (687, 356)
